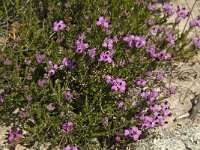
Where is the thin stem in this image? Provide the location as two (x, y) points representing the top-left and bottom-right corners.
(181, 0), (197, 35)
(184, 0), (198, 36)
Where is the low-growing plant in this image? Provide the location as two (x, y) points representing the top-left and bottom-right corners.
(0, 0), (200, 149)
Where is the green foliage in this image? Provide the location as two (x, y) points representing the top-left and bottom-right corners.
(0, 0), (199, 149)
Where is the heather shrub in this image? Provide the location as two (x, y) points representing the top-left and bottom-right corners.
(0, 0), (199, 149)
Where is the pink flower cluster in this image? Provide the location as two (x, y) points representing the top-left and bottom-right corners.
(8, 130), (22, 142)
(37, 79), (46, 88)
(47, 60), (59, 75)
(64, 91), (73, 102)
(156, 49), (172, 60)
(35, 54), (46, 64)
(47, 103), (55, 111)
(96, 16), (109, 29)
(64, 145), (78, 150)
(141, 90), (158, 104)
(146, 45), (172, 60)
(61, 121), (73, 132)
(123, 35), (146, 48)
(124, 126), (142, 141)
(102, 38), (114, 50)
(123, 35), (135, 47)
(135, 77), (147, 87)
(98, 51), (113, 63)
(139, 103), (170, 129)
(53, 20), (66, 32)
(192, 37), (200, 49)
(175, 6), (188, 23)
(103, 119), (109, 127)
(190, 16), (200, 28)
(147, 3), (156, 11)
(104, 75), (126, 93)
(112, 78), (126, 93)
(62, 57), (76, 69)
(87, 48), (96, 59)
(151, 25), (163, 35)
(3, 58), (12, 65)
(162, 3), (174, 16)
(75, 37), (89, 54)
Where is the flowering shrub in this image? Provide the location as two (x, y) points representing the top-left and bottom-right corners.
(0, 0), (199, 149)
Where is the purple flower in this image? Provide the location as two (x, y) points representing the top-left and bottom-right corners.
(35, 54), (46, 64)
(154, 116), (165, 126)
(64, 91), (73, 102)
(156, 72), (163, 81)
(162, 3), (174, 16)
(162, 108), (170, 117)
(53, 20), (66, 32)
(124, 129), (130, 137)
(76, 38), (89, 54)
(96, 16), (109, 28)
(64, 145), (78, 150)
(135, 36), (146, 48)
(104, 75), (114, 84)
(119, 59), (125, 67)
(8, 130), (22, 142)
(87, 48), (96, 59)
(53, 64), (58, 70)
(166, 34), (175, 45)
(146, 70), (153, 77)
(141, 116), (155, 129)
(192, 37), (200, 49)
(146, 44), (156, 57)
(169, 86), (176, 94)
(3, 58), (12, 65)
(124, 126), (142, 141)
(150, 105), (161, 118)
(98, 51), (113, 63)
(189, 16), (200, 28)
(135, 77), (146, 87)
(118, 101), (124, 109)
(37, 79), (46, 88)
(61, 121), (73, 132)
(141, 90), (158, 104)
(48, 60), (53, 66)
(111, 78), (126, 93)
(113, 35), (118, 43)
(103, 119), (109, 127)
(123, 35), (135, 47)
(115, 135), (121, 142)
(19, 111), (28, 118)
(48, 69), (55, 75)
(71, 146), (78, 150)
(155, 49), (172, 60)
(132, 101), (136, 106)
(150, 104), (160, 112)
(47, 103), (55, 111)
(102, 38), (114, 50)
(64, 145), (71, 150)
(62, 57), (76, 69)
(175, 6), (188, 23)
(152, 25), (162, 35)
(148, 3), (155, 11)
(147, 19), (155, 26)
